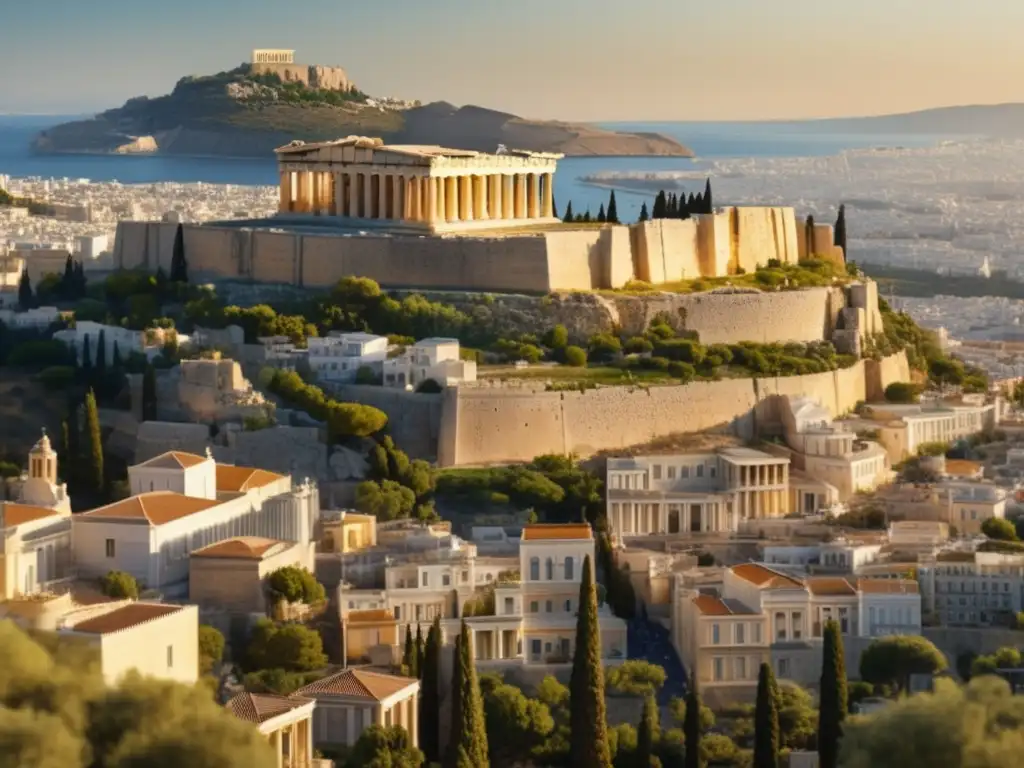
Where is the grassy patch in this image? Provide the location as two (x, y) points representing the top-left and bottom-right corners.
(604, 259), (851, 296)
(479, 363), (673, 385)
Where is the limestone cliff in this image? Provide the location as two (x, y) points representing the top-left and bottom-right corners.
(32, 66), (693, 159)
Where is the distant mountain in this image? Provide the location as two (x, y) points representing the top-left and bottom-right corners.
(811, 103), (1024, 136)
(30, 66), (692, 159)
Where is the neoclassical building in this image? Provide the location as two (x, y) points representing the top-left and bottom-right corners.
(275, 136), (561, 232)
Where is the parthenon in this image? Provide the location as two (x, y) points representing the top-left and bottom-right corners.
(252, 49), (295, 64)
(274, 136), (563, 232)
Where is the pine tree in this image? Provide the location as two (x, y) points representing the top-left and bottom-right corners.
(447, 621), (488, 768)
(420, 617), (442, 763)
(667, 193), (677, 217)
(679, 193), (690, 220)
(805, 215), (816, 258)
(17, 270), (33, 310)
(84, 388), (104, 494)
(583, 210), (592, 223)
(817, 620), (848, 768)
(834, 204), (848, 261)
(683, 681), (703, 768)
(606, 191), (619, 224)
(61, 254), (75, 300)
(753, 662), (780, 768)
(415, 624), (425, 679)
(638, 202), (650, 222)
(688, 192), (697, 211)
(570, 555), (612, 768)
(142, 364), (158, 422)
(636, 694), (659, 768)
(704, 178), (713, 213)
(652, 191), (667, 219)
(170, 223), (188, 283)
(563, 201), (574, 224)
(597, 204), (607, 223)
(402, 624), (415, 675)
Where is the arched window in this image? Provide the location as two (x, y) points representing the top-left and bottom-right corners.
(530, 557), (540, 581)
(564, 556), (574, 581)
(545, 558), (554, 580)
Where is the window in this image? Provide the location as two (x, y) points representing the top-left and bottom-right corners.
(105, 539), (115, 558)
(531, 639), (542, 656)
(838, 607), (849, 634)
(710, 466), (717, 478)
(712, 624), (721, 644)
(792, 612), (802, 640)
(395, 606), (402, 620)
(166, 645), (173, 668)
(462, 570), (469, 583)
(753, 623), (762, 643)
(564, 556), (574, 581)
(777, 658), (789, 677)
(530, 601), (539, 613)
(530, 558), (540, 581)
(421, 572), (429, 587)
(775, 612), (787, 641)
(545, 558), (554, 580)
(697, 465), (705, 478)
(713, 657), (724, 681)
(735, 623), (745, 644)
(735, 657), (747, 679)
(653, 465), (662, 480)
(565, 599), (572, 612)
(682, 466), (690, 479)
(668, 466), (676, 480)
(415, 605), (422, 621)
(545, 600), (553, 613)
(505, 597), (514, 614)
(443, 574), (451, 587)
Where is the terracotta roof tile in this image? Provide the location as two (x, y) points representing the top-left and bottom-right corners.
(137, 451), (210, 469)
(806, 577), (858, 596)
(295, 668), (417, 701)
(731, 563), (804, 589)
(347, 609), (396, 624)
(945, 460), (983, 477)
(521, 524), (592, 541)
(216, 464), (287, 493)
(693, 595), (733, 616)
(227, 692), (313, 724)
(0, 502), (59, 527)
(69, 602), (183, 635)
(79, 491), (221, 526)
(857, 578), (920, 595)
(191, 537), (284, 560)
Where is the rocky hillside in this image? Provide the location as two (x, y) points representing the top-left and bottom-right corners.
(33, 66), (693, 158)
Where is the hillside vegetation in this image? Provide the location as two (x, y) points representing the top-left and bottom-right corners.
(33, 65), (693, 158)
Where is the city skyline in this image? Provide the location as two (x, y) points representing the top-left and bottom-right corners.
(4, 0), (1024, 121)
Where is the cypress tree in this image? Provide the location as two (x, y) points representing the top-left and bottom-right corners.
(73, 261), (87, 298)
(652, 191), (667, 219)
(81, 335), (93, 377)
(570, 555), (612, 768)
(17, 269), (33, 310)
(817, 620), (848, 768)
(563, 201), (575, 224)
(61, 254), (75, 300)
(447, 621), (488, 768)
(415, 624), (425, 679)
(583, 210), (592, 223)
(679, 193), (690, 220)
(667, 193), (677, 217)
(142, 364), (158, 422)
(606, 190), (619, 224)
(753, 662), (780, 768)
(111, 341), (123, 370)
(597, 204), (607, 223)
(170, 223), (188, 283)
(420, 617), (442, 763)
(60, 419), (71, 459)
(688, 192), (697, 211)
(84, 388), (104, 494)
(834, 204), (848, 261)
(636, 693), (659, 768)
(638, 202), (649, 222)
(683, 681), (703, 768)
(704, 178), (713, 213)
(805, 215), (816, 258)
(402, 624), (415, 675)
(95, 330), (107, 379)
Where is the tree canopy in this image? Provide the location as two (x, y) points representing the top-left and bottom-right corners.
(859, 635), (947, 693)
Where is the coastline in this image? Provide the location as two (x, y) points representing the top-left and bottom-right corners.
(30, 147), (696, 161)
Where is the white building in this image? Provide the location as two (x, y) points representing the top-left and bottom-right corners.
(867, 398), (996, 462)
(382, 338), (476, 389)
(917, 551), (1024, 626)
(71, 451), (317, 593)
(307, 332), (389, 383)
(0, 306), (61, 330)
(761, 539), (883, 573)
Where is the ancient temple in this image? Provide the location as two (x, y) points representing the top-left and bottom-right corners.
(274, 136), (562, 232)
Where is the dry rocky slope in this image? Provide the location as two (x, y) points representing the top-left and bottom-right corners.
(33, 66), (692, 159)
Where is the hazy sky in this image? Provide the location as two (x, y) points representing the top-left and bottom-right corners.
(5, 0), (1024, 121)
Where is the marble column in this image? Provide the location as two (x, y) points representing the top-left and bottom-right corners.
(445, 176), (459, 222)
(527, 174), (540, 218)
(459, 176), (473, 221)
(408, 177), (421, 221)
(333, 172), (343, 216)
(502, 175), (514, 219)
(514, 174), (527, 219)
(542, 172), (554, 218)
(374, 173), (385, 219)
(436, 176), (447, 222)
(491, 175), (503, 221)
(426, 177), (438, 224)
(473, 175), (487, 220)
(391, 175), (403, 220)
(349, 172), (361, 218)
(279, 171), (291, 213)
(410, 695), (419, 747)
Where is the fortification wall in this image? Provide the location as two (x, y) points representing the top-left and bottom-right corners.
(436, 352), (908, 466)
(248, 63), (351, 92)
(329, 385), (442, 460)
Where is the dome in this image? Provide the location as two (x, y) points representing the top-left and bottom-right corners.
(30, 429), (53, 455)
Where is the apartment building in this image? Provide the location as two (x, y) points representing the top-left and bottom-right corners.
(941, 482), (1008, 536)
(917, 551), (1024, 627)
(864, 397), (996, 462)
(339, 523), (627, 670)
(606, 448), (796, 538)
(307, 332), (389, 383)
(671, 563), (920, 701)
(382, 337), (476, 389)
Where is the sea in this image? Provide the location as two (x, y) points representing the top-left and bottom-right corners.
(0, 115), (948, 223)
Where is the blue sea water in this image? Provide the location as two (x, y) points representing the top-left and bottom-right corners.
(0, 115), (947, 223)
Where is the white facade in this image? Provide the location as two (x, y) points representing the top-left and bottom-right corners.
(917, 551), (1024, 626)
(382, 338), (475, 389)
(307, 333), (389, 383)
(872, 399), (996, 461)
(55, 321), (145, 364)
(0, 306), (61, 330)
(128, 451), (218, 498)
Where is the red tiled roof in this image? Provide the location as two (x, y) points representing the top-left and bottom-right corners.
(69, 603), (182, 635)
(227, 692), (313, 724)
(216, 464), (287, 493)
(137, 451), (209, 469)
(521, 524), (592, 541)
(0, 502), (59, 527)
(731, 563), (804, 589)
(295, 668), (416, 701)
(805, 577), (858, 597)
(191, 537), (284, 560)
(79, 492), (221, 526)
(346, 609), (396, 624)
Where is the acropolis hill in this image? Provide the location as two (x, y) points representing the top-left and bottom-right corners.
(32, 49), (692, 159)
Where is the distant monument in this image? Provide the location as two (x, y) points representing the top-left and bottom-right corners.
(252, 49), (295, 65)
(248, 48), (350, 92)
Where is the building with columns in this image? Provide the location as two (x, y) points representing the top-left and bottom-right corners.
(275, 136), (561, 233)
(606, 448), (799, 539)
(253, 49), (295, 64)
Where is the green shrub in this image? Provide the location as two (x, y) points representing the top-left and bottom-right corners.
(100, 570), (139, 599)
(543, 325), (569, 349)
(415, 378), (443, 394)
(624, 336), (654, 354)
(885, 381), (921, 403)
(564, 346), (587, 367)
(654, 339), (705, 365)
(668, 361), (696, 382)
(266, 566), (326, 605)
(587, 333), (622, 363)
(35, 365), (75, 390)
(7, 340), (73, 367)
(354, 365), (378, 385)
